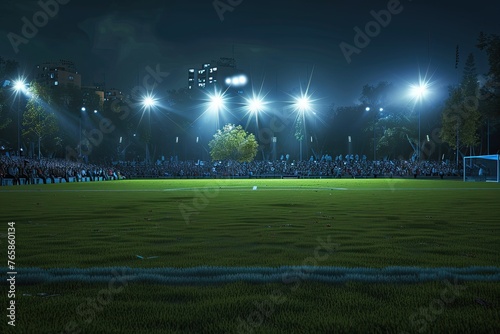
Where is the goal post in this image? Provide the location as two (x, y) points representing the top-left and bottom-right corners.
(463, 154), (500, 182)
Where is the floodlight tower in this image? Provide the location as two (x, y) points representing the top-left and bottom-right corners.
(79, 107), (86, 157)
(141, 94), (158, 164)
(366, 107), (384, 161)
(409, 82), (428, 161)
(244, 93), (267, 130)
(142, 95), (157, 109)
(207, 90), (227, 131)
(12, 79), (27, 156)
(293, 93), (312, 161)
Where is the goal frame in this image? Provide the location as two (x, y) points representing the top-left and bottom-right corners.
(463, 154), (500, 182)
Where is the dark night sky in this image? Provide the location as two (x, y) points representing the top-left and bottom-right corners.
(1, 0), (499, 106)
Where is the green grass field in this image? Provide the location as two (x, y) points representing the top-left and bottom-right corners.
(0, 179), (499, 333)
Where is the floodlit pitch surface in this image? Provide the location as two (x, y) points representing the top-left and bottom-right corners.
(0, 179), (499, 333)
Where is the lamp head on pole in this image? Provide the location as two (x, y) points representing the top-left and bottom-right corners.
(13, 79), (27, 93)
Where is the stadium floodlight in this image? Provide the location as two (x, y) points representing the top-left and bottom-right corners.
(12, 78), (28, 156)
(248, 98), (263, 113)
(13, 79), (27, 93)
(409, 82), (429, 100)
(409, 80), (430, 161)
(208, 90), (226, 112)
(290, 91), (315, 161)
(245, 96), (265, 114)
(293, 93), (312, 113)
(142, 94), (157, 109)
(224, 74), (248, 87)
(237, 75), (248, 86)
(201, 88), (229, 130)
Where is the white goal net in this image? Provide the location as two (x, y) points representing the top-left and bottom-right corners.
(463, 154), (500, 182)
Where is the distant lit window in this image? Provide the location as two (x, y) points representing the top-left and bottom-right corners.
(50, 73), (55, 79)
(69, 76), (74, 81)
(54, 81), (59, 86)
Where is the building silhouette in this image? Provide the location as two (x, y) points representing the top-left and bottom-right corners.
(188, 57), (248, 94)
(34, 59), (81, 88)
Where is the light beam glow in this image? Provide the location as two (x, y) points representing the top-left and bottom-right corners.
(13, 79), (27, 93)
(209, 93), (225, 112)
(409, 82), (429, 100)
(142, 95), (157, 108)
(246, 96), (265, 113)
(293, 94), (312, 113)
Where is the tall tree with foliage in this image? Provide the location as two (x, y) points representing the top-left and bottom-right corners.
(441, 53), (482, 159)
(375, 112), (418, 159)
(477, 33), (500, 83)
(477, 33), (500, 153)
(209, 124), (258, 162)
(22, 82), (60, 158)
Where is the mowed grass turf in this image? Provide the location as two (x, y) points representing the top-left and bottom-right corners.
(0, 179), (499, 333)
(1, 179), (499, 268)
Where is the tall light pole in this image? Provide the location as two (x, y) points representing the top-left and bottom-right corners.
(366, 107), (384, 161)
(207, 89), (227, 132)
(13, 79), (27, 156)
(141, 94), (157, 165)
(244, 93), (268, 160)
(80, 107), (86, 158)
(272, 136), (277, 162)
(293, 93), (312, 161)
(409, 83), (428, 161)
(244, 94), (266, 129)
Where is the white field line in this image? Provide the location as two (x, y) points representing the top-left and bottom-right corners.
(1, 186), (500, 193)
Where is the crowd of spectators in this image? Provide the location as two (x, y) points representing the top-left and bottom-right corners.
(114, 154), (461, 179)
(0, 156), (120, 185)
(1, 153), (462, 186)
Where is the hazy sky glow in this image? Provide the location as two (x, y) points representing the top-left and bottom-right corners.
(1, 0), (499, 106)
